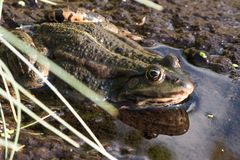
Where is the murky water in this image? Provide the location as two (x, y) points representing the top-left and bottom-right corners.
(149, 45), (240, 159)
(108, 45), (240, 160)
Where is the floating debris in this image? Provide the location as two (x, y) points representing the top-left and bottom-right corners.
(199, 51), (207, 59)
(207, 113), (214, 119)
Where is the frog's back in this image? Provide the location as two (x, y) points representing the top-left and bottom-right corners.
(33, 23), (160, 66)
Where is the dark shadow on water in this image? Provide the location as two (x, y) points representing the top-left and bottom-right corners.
(118, 107), (189, 139)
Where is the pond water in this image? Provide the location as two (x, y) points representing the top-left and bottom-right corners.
(108, 45), (240, 160)
(150, 45), (240, 160)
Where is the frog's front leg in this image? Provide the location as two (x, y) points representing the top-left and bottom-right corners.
(0, 29), (49, 89)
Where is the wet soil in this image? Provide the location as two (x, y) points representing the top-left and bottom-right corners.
(0, 0), (240, 159)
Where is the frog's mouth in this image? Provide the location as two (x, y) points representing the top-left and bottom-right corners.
(120, 81), (194, 108)
(134, 89), (193, 107)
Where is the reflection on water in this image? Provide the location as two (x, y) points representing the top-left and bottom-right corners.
(145, 44), (240, 160)
(118, 107), (189, 139)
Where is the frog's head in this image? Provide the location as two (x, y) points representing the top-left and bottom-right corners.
(113, 56), (194, 108)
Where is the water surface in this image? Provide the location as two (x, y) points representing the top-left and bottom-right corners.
(145, 45), (240, 160)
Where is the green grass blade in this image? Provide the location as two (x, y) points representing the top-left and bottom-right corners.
(134, 0), (163, 11)
(0, 87), (80, 148)
(0, 0), (3, 20)
(38, 0), (58, 5)
(0, 138), (23, 151)
(0, 35), (106, 150)
(0, 103), (8, 159)
(0, 60), (22, 160)
(0, 62), (18, 122)
(20, 112), (54, 129)
(0, 61), (116, 160)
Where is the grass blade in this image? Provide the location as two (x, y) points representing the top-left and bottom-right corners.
(0, 73), (117, 160)
(0, 52), (116, 159)
(0, 35), (106, 151)
(0, 26), (119, 117)
(0, 103), (8, 159)
(0, 138), (23, 151)
(0, 60), (22, 160)
(134, 0), (163, 11)
(0, 87), (80, 148)
(0, 0), (3, 20)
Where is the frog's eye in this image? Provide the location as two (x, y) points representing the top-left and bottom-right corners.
(161, 54), (180, 68)
(146, 66), (165, 82)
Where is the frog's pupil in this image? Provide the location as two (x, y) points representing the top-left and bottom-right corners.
(149, 69), (160, 80)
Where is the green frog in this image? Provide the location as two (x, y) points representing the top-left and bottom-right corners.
(1, 21), (194, 109)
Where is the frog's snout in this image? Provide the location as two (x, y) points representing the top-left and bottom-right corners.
(181, 80), (195, 95)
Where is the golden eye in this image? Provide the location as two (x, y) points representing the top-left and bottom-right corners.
(146, 66), (165, 82)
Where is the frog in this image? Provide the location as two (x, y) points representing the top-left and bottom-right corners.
(0, 21), (194, 109)
(0, 6), (195, 109)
